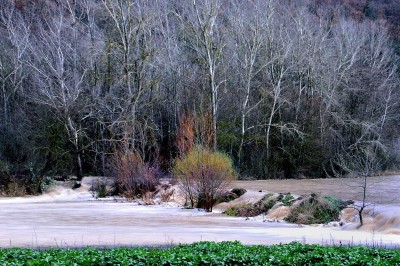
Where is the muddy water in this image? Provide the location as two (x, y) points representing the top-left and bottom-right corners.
(0, 201), (293, 247)
(1, 176), (400, 248)
(233, 175), (400, 204)
(1, 200), (400, 248)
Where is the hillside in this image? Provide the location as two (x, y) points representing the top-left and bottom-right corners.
(0, 0), (399, 189)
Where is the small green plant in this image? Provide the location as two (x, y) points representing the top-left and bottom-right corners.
(224, 208), (237, 216)
(282, 193), (295, 206)
(264, 199), (278, 210)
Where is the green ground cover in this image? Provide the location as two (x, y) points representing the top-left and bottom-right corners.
(1, 241), (399, 265)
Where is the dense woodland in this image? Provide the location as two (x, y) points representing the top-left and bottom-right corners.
(0, 0), (399, 186)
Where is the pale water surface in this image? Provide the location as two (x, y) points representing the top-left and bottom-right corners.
(0, 176), (399, 248)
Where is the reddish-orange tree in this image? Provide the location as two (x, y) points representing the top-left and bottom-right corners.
(175, 113), (195, 157)
(175, 112), (214, 159)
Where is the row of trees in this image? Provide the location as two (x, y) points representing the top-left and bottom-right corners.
(0, 0), (399, 181)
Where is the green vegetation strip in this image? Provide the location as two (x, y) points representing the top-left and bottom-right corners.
(1, 242), (399, 265)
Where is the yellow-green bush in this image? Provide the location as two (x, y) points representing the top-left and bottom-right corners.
(173, 146), (236, 211)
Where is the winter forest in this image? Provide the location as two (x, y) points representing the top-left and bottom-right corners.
(1, 0), (400, 189)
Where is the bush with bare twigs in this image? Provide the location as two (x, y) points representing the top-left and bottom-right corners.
(111, 151), (160, 199)
(4, 178), (27, 196)
(159, 183), (175, 202)
(173, 146), (236, 211)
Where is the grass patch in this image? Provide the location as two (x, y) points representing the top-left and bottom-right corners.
(285, 193), (340, 224)
(282, 193), (295, 206)
(224, 192), (353, 225)
(225, 193), (297, 217)
(225, 193), (277, 217)
(323, 195), (354, 212)
(225, 203), (258, 217)
(0, 242), (399, 265)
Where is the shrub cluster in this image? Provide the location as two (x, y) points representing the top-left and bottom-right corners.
(285, 193), (341, 224)
(90, 178), (116, 198)
(173, 146), (236, 211)
(0, 161), (55, 196)
(111, 151), (161, 199)
(226, 193), (294, 217)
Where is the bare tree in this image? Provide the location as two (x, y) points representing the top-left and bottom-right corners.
(335, 146), (381, 226)
(228, 0), (274, 162)
(25, 3), (96, 180)
(175, 0), (226, 150)
(260, 4), (298, 169)
(330, 20), (398, 219)
(0, 0), (399, 183)
(0, 4), (30, 130)
(101, 0), (161, 157)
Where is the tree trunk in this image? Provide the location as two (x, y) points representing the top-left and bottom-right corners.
(358, 207), (364, 227)
(76, 150), (83, 181)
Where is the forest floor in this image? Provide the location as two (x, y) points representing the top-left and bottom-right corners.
(0, 176), (399, 248)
